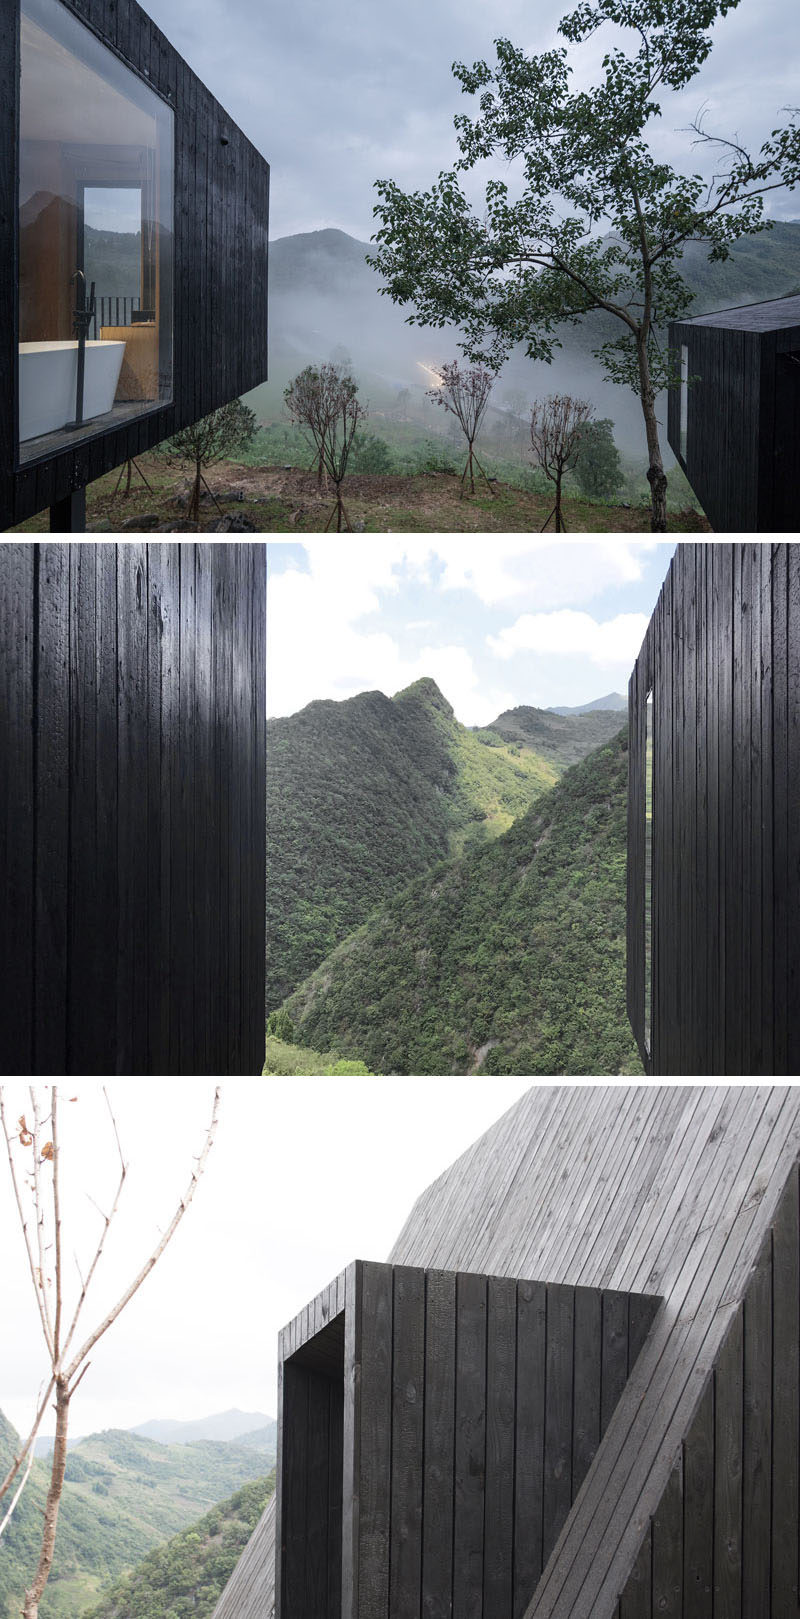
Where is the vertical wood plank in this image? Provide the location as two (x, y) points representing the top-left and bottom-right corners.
(484, 1275), (517, 1619)
(770, 1162), (799, 1613)
(34, 543), (70, 1074)
(543, 1284), (574, 1556)
(421, 1269), (456, 1619)
(513, 1279), (546, 1617)
(390, 1266), (425, 1619)
(651, 1457), (683, 1619)
(453, 1270), (487, 1619)
(742, 1234), (772, 1617)
(358, 1262), (393, 1619)
(572, 1286), (602, 1488)
(683, 1376), (714, 1619)
(714, 1308), (743, 1619)
(0, 546), (35, 1073)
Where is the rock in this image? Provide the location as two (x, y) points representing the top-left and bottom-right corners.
(206, 513), (259, 532)
(121, 513), (160, 531)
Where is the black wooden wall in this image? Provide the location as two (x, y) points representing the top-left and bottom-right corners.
(627, 541), (800, 1076)
(2, 0), (270, 528)
(276, 1262), (661, 1619)
(0, 540), (266, 1075)
(667, 317), (800, 533)
(616, 1158), (800, 1618)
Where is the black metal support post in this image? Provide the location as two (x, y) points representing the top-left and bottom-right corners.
(49, 490), (86, 531)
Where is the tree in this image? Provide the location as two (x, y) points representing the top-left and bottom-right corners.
(284, 364), (367, 531)
(426, 361), (495, 495)
(160, 401), (257, 524)
(0, 1087), (220, 1619)
(529, 393), (593, 530)
(573, 417), (623, 500)
(369, 0), (800, 531)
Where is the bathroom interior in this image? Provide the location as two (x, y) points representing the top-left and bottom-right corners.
(18, 0), (174, 461)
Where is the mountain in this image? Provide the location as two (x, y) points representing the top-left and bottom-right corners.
(266, 676), (558, 1009)
(0, 1414), (270, 1619)
(83, 1473), (275, 1619)
(130, 1412), (273, 1448)
(282, 726), (639, 1076)
(547, 692), (627, 715)
(487, 703), (627, 767)
(256, 221), (800, 463)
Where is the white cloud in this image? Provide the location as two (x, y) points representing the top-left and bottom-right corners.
(437, 539), (662, 610)
(488, 608), (649, 666)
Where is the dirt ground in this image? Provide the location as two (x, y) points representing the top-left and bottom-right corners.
(10, 457), (712, 534)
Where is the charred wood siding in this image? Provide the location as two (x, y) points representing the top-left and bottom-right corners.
(627, 541), (800, 1076)
(275, 1262), (661, 1619)
(616, 1159), (800, 1619)
(0, 540), (266, 1074)
(667, 304), (800, 533)
(1, 0), (269, 529)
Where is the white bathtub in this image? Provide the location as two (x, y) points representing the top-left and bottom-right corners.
(19, 339), (126, 442)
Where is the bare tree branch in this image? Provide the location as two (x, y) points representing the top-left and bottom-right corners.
(0, 1093), (54, 1357)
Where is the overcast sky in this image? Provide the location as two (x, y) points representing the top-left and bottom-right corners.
(1, 1079), (539, 1440)
(267, 536), (674, 724)
(137, 0), (799, 241)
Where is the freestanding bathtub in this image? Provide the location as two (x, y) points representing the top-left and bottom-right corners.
(19, 339), (126, 442)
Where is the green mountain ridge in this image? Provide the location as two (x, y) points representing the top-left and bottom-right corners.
(0, 1413), (271, 1619)
(487, 703), (628, 769)
(84, 1472), (275, 1619)
(266, 675), (559, 1010)
(282, 728), (640, 1077)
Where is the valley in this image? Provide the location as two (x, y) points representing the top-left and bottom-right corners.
(266, 680), (639, 1076)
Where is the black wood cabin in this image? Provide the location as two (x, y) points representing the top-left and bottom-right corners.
(627, 541), (800, 1077)
(214, 1086), (800, 1619)
(667, 296), (800, 532)
(2, 0), (269, 532)
(0, 541), (266, 1076)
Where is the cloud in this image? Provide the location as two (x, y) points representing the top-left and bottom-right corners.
(437, 539), (662, 610)
(488, 608), (649, 666)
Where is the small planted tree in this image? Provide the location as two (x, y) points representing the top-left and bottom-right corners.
(160, 400), (257, 524)
(426, 361), (494, 496)
(0, 1087), (220, 1619)
(284, 363), (367, 531)
(529, 393), (593, 531)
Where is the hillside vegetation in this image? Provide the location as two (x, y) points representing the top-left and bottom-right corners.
(0, 1415), (270, 1619)
(283, 729), (641, 1077)
(266, 677), (558, 1009)
(84, 1474), (275, 1619)
(487, 703), (628, 769)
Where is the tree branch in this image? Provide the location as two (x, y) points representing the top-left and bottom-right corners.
(63, 1087), (221, 1385)
(0, 1093), (54, 1357)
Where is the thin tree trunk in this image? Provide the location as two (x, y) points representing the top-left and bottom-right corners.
(637, 337), (668, 532)
(555, 467), (563, 532)
(190, 459), (202, 526)
(23, 1380), (69, 1619)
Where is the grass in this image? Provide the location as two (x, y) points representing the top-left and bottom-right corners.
(262, 1035), (371, 1074)
(8, 434), (710, 535)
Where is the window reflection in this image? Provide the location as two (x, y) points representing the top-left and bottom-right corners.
(18, 0), (173, 460)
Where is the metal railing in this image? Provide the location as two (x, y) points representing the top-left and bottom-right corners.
(92, 296), (141, 337)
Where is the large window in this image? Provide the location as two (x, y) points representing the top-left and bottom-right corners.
(18, 0), (173, 461)
(644, 689), (653, 1058)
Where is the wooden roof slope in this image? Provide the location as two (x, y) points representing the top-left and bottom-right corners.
(213, 1084), (800, 1619)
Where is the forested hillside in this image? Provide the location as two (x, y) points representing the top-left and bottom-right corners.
(487, 703), (627, 769)
(266, 677), (558, 1008)
(283, 729), (640, 1076)
(84, 1474), (275, 1619)
(0, 1414), (270, 1619)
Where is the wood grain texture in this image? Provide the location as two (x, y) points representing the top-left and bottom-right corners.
(216, 1089), (800, 1619)
(0, 540), (265, 1074)
(3, 0), (269, 529)
(628, 542), (800, 1075)
(667, 310), (800, 532)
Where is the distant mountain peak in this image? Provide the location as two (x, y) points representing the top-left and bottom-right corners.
(393, 676), (454, 718)
(547, 692), (627, 715)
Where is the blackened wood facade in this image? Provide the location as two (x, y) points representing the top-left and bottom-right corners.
(628, 541), (800, 1076)
(667, 297), (800, 532)
(214, 1088), (800, 1619)
(2, 0), (269, 530)
(274, 1261), (660, 1619)
(0, 540), (266, 1074)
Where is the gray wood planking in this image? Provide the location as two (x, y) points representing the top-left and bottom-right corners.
(214, 1086), (800, 1619)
